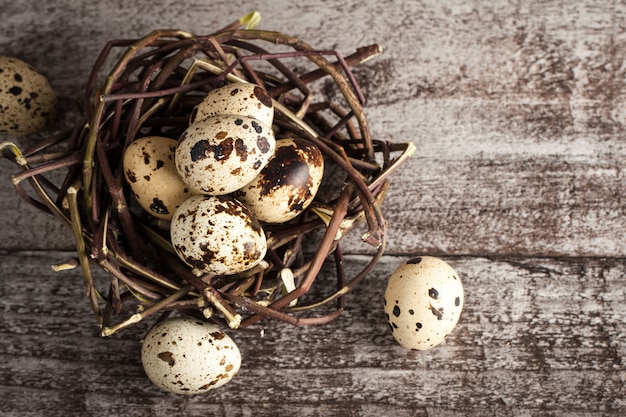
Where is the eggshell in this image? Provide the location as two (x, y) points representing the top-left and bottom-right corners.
(235, 137), (324, 223)
(141, 317), (241, 394)
(190, 82), (274, 127)
(170, 194), (267, 276)
(123, 136), (193, 220)
(384, 256), (464, 350)
(0, 55), (57, 137)
(175, 115), (275, 195)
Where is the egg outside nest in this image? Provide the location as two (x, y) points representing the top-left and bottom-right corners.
(0, 55), (58, 137)
(384, 256), (464, 351)
(141, 317), (242, 395)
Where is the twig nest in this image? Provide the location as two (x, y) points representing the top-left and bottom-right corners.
(170, 194), (267, 276)
(141, 317), (242, 394)
(1, 25), (416, 336)
(175, 115), (276, 195)
(0, 56), (57, 137)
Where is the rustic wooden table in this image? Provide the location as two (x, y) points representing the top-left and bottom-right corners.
(2, 1), (625, 416)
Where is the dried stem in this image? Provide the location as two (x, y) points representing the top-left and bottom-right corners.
(1, 24), (415, 335)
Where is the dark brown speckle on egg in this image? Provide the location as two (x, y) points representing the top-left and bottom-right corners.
(213, 137), (234, 161)
(126, 170), (137, 183)
(157, 351), (176, 367)
(234, 138), (247, 160)
(210, 331), (226, 340)
(250, 120), (263, 133)
(253, 85), (273, 108)
(149, 198), (169, 215)
(430, 305), (444, 320)
(8, 86), (22, 95)
(190, 140), (211, 162)
(257, 136), (271, 153)
(257, 142), (312, 197)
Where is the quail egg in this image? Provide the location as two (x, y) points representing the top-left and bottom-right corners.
(141, 317), (242, 395)
(175, 115), (275, 195)
(235, 137), (324, 223)
(0, 55), (57, 137)
(170, 194), (267, 276)
(384, 256), (464, 350)
(190, 82), (274, 127)
(123, 136), (193, 220)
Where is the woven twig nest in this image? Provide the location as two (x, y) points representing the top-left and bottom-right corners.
(2, 18), (414, 336)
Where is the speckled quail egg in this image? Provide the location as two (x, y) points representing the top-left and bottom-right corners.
(384, 256), (464, 351)
(175, 115), (275, 195)
(190, 82), (274, 127)
(141, 317), (241, 395)
(170, 194), (267, 276)
(235, 137), (324, 223)
(0, 55), (57, 137)
(123, 136), (193, 220)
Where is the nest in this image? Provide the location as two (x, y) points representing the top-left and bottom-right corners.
(2, 17), (414, 336)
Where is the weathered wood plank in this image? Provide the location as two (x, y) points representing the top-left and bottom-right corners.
(2, 1), (626, 416)
(355, 0), (626, 257)
(1, 251), (624, 416)
(2, 0), (626, 257)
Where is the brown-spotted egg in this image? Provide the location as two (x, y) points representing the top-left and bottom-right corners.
(141, 317), (241, 394)
(235, 137), (324, 223)
(384, 256), (463, 350)
(170, 194), (267, 276)
(190, 82), (274, 127)
(175, 115), (275, 195)
(0, 55), (57, 137)
(123, 136), (193, 220)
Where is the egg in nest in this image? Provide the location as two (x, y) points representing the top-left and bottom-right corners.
(175, 115), (275, 195)
(170, 194), (267, 276)
(190, 82), (274, 127)
(235, 137), (324, 223)
(123, 136), (193, 220)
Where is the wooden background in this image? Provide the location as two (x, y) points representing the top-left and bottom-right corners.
(2, 0), (625, 416)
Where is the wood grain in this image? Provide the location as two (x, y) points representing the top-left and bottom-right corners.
(2, 0), (626, 257)
(1, 251), (625, 416)
(1, 0), (626, 416)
